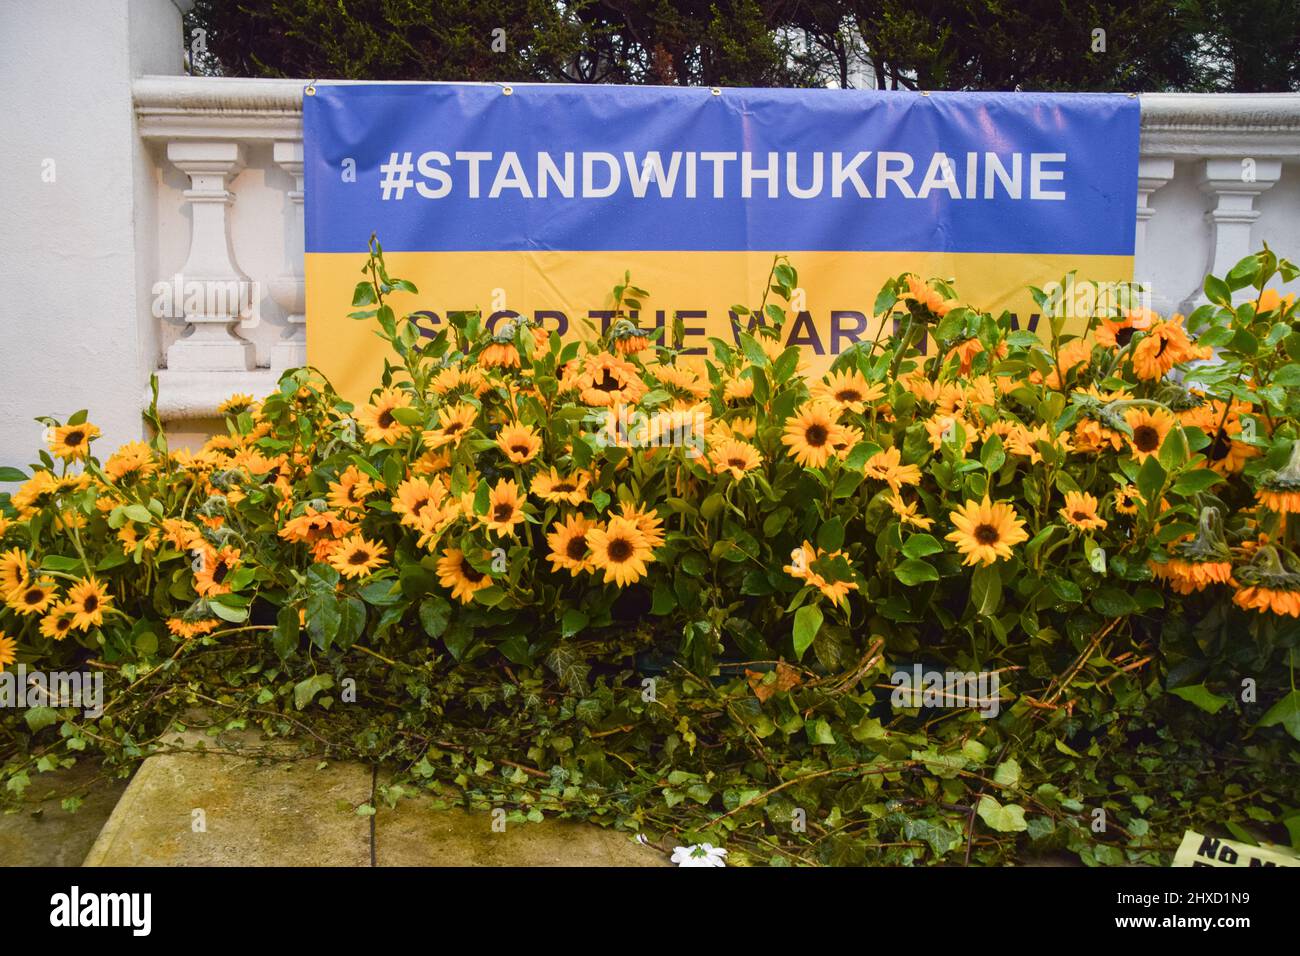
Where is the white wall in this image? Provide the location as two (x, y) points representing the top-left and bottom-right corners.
(0, 0), (184, 474)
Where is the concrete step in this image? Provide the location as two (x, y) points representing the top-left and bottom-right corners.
(71, 728), (665, 867)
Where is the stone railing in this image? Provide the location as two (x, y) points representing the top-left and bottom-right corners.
(133, 77), (1300, 429)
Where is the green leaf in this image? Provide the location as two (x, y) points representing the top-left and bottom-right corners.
(1257, 689), (1300, 741)
(1170, 683), (1231, 715)
(389, 405), (423, 426)
(419, 596), (451, 638)
(977, 795), (1028, 833)
(902, 534), (943, 559)
(0, 466), (29, 483)
(1090, 587), (1138, 617)
(816, 516), (844, 552)
(1203, 274), (1231, 307)
(970, 564), (1002, 617)
(293, 674), (334, 710)
(24, 706), (58, 733)
(792, 604), (823, 661)
(561, 609), (588, 638)
(993, 758), (1022, 788)
(894, 558), (939, 585)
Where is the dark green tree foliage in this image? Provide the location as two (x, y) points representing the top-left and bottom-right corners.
(188, 0), (1299, 91)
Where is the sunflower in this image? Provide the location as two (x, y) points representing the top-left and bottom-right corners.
(1256, 288), (1296, 316)
(7, 577), (58, 616)
(810, 369), (884, 415)
(166, 618), (221, 639)
(39, 605), (76, 641)
(864, 446), (922, 493)
(194, 546), (241, 597)
(1131, 316), (1210, 381)
(783, 541), (859, 607)
(1151, 556), (1234, 595)
(0, 516), (8, 539)
(617, 502), (665, 549)
(430, 366), (489, 398)
(946, 497), (1029, 567)
(356, 387), (414, 444)
(722, 373), (755, 402)
(0, 548), (31, 599)
(1114, 485), (1144, 515)
(1005, 422), (1070, 462)
(279, 506), (355, 553)
(781, 403), (843, 469)
(1033, 338), (1093, 390)
(1234, 585), (1300, 617)
(480, 341), (521, 369)
(1093, 307), (1154, 348)
(326, 465), (378, 513)
(329, 534), (388, 579)
(1059, 491), (1107, 531)
(422, 403), (478, 450)
(926, 415), (976, 454)
(49, 422), (101, 460)
(888, 493), (934, 530)
(436, 547), (493, 604)
(709, 439), (762, 480)
(710, 416), (757, 442)
(531, 468), (591, 506)
(586, 517), (654, 586)
(482, 478), (526, 538)
(412, 447), (454, 476)
(546, 514), (598, 575)
(904, 275), (955, 316)
(496, 423), (542, 464)
(610, 320), (651, 356)
(66, 577), (112, 631)
(653, 363), (710, 400)
(0, 632), (15, 672)
(1124, 407), (1175, 463)
(391, 476), (452, 532)
(577, 353), (646, 407)
(103, 441), (158, 483)
(218, 394), (257, 416)
(11, 470), (59, 518)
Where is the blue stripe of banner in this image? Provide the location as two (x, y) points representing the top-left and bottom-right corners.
(304, 83), (1139, 257)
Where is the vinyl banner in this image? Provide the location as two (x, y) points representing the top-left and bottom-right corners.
(303, 83), (1139, 399)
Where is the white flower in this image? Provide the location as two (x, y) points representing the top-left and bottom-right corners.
(671, 843), (728, 867)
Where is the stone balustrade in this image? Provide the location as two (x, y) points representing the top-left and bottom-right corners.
(133, 78), (1300, 431)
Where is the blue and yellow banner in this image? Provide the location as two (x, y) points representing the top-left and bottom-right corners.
(303, 83), (1138, 397)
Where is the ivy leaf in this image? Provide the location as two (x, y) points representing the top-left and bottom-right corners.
(1257, 689), (1300, 741)
(545, 644), (591, 695)
(977, 795), (1029, 833)
(293, 674), (334, 711)
(1170, 682), (1231, 715)
(418, 595), (451, 638)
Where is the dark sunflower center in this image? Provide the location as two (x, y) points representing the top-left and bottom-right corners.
(593, 371), (622, 392)
(213, 563), (229, 584)
(974, 524), (1000, 545)
(23, 588), (44, 605)
(378, 410), (395, 428)
(1208, 430), (1230, 461)
(412, 497), (431, 515)
(1116, 327), (1135, 347)
(1072, 511), (1089, 522)
(444, 422), (465, 435)
(461, 560), (485, 583)
(565, 536), (588, 560)
(727, 457), (747, 468)
(510, 444), (530, 455)
(83, 595), (99, 612)
(348, 549), (370, 566)
(835, 389), (862, 403)
(607, 537), (633, 562)
(65, 430), (84, 446)
(493, 503), (514, 523)
(805, 424), (828, 447)
(1133, 425), (1159, 451)
(553, 482), (575, 493)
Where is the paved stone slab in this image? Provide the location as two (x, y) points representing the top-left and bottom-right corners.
(0, 759), (131, 867)
(82, 751), (372, 867)
(375, 795), (668, 867)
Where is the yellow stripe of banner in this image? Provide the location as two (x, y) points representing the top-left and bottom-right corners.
(306, 251), (1133, 403)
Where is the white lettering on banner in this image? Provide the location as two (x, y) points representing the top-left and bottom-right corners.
(377, 150), (1069, 202)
